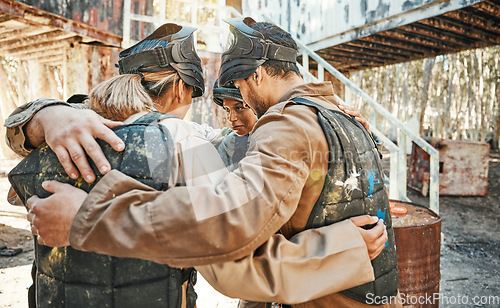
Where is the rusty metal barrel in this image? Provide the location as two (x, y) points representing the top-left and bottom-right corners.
(390, 200), (441, 307)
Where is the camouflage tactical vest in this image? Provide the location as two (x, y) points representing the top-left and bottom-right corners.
(291, 97), (398, 305)
(9, 111), (196, 308)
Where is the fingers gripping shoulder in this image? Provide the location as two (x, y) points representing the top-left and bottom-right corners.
(4, 98), (86, 155)
(4, 98), (83, 128)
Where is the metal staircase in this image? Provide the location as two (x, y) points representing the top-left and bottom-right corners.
(121, 2), (440, 213)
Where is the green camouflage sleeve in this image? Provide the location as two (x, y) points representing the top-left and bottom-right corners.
(3, 98), (87, 156)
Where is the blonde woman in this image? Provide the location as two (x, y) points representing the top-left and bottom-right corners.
(10, 23), (212, 308)
(8, 23), (386, 308)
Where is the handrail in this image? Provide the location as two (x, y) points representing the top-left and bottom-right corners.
(294, 35), (439, 213)
(298, 64), (409, 202)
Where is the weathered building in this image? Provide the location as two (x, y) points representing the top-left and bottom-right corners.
(0, 0), (126, 157)
(0, 0), (231, 157)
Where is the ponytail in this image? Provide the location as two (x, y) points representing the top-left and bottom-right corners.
(88, 70), (181, 121)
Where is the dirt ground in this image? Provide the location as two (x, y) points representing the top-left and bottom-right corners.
(1, 150), (499, 307)
(407, 149), (500, 307)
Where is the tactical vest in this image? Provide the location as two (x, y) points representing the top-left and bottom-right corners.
(9, 111), (196, 308)
(291, 98), (399, 305)
(217, 132), (250, 168)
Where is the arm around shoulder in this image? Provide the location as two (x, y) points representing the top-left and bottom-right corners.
(69, 111), (316, 267)
(4, 98), (84, 155)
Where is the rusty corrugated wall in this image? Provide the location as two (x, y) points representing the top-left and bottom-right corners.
(17, 0), (158, 41)
(18, 0), (127, 36)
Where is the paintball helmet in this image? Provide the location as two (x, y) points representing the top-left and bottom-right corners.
(118, 23), (205, 98)
(218, 17), (298, 87)
(212, 79), (243, 107)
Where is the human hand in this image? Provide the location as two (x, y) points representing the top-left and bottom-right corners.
(34, 105), (124, 183)
(337, 104), (370, 133)
(349, 215), (388, 260)
(26, 181), (88, 247)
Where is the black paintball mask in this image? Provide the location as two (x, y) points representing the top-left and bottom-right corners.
(212, 79), (243, 107)
(218, 17), (298, 87)
(118, 23), (205, 98)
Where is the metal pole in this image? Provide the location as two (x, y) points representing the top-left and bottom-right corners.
(302, 53), (309, 72)
(318, 63), (324, 81)
(122, 0), (132, 48)
(429, 153), (440, 213)
(397, 129), (408, 200)
(192, 0), (198, 45)
(158, 0), (166, 27)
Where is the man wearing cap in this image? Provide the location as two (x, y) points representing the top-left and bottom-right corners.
(6, 19), (397, 307)
(210, 18), (400, 307)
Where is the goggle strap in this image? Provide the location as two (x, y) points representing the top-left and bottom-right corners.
(119, 45), (194, 74)
(140, 65), (174, 73)
(119, 49), (165, 74)
(262, 40), (297, 62)
(154, 46), (170, 67)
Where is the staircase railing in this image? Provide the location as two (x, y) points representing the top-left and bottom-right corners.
(295, 36), (440, 213)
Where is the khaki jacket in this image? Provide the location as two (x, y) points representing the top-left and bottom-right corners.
(4, 83), (389, 306)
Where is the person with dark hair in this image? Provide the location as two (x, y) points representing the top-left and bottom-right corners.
(215, 17), (400, 307)
(210, 73), (380, 308)
(212, 79), (369, 169)
(212, 79), (256, 167)
(5, 19), (393, 308)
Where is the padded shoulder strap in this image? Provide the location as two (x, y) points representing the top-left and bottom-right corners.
(290, 97), (364, 129)
(290, 97), (380, 152)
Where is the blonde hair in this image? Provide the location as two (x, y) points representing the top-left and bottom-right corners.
(88, 70), (181, 121)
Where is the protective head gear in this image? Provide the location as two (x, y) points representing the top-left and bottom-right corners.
(218, 17), (298, 87)
(212, 79), (242, 107)
(118, 23), (205, 98)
